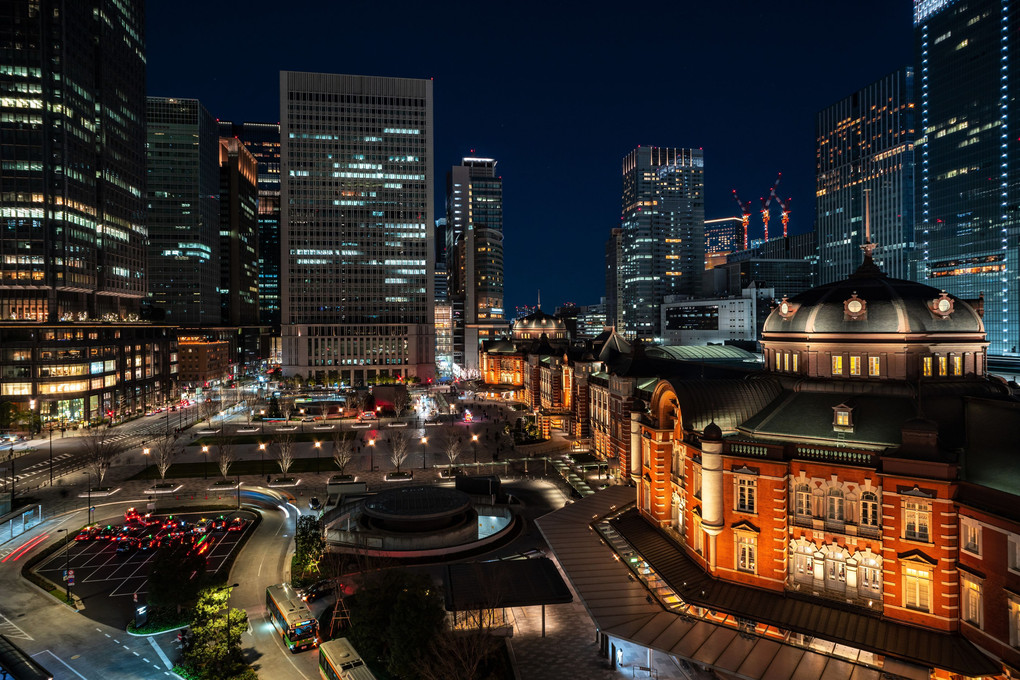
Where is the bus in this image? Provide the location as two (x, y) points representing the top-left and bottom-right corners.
(319, 638), (377, 680)
(266, 583), (319, 652)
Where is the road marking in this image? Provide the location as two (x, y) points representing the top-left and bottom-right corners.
(32, 650), (88, 679)
(147, 635), (174, 669)
(143, 657), (150, 663)
(0, 613), (33, 641)
(104, 633), (111, 638)
(133, 651), (139, 656)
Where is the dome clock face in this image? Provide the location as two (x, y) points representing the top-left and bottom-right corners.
(937, 298), (952, 313)
(847, 300), (863, 314)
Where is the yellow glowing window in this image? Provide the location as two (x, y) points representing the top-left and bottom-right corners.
(869, 356), (880, 376)
(953, 355), (962, 376)
(792, 354), (799, 372)
(835, 410), (850, 426)
(832, 355), (843, 375)
(783, 353), (789, 372)
(850, 356), (861, 376)
(923, 357), (933, 377)
(938, 356), (948, 376)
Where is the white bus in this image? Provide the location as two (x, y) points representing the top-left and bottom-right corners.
(318, 637), (377, 680)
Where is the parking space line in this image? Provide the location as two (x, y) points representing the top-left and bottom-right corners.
(0, 613), (33, 641)
(31, 650), (88, 680)
(147, 636), (173, 670)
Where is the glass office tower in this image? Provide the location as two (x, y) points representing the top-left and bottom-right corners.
(618, 147), (705, 340)
(915, 0), (1019, 354)
(280, 71), (435, 384)
(219, 121), (281, 334)
(817, 68), (915, 284)
(146, 97), (221, 326)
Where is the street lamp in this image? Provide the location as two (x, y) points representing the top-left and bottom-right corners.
(314, 441), (320, 474)
(57, 528), (70, 603)
(258, 443), (266, 478)
(260, 410), (265, 435)
(368, 438), (375, 472)
(421, 436), (428, 470)
(83, 472), (92, 524)
(143, 447), (150, 483)
(472, 433), (479, 464)
(201, 445), (209, 480)
(29, 399), (36, 436)
(300, 409), (305, 433)
(48, 425), (53, 486)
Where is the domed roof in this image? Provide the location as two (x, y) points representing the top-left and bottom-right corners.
(513, 308), (566, 333)
(763, 258), (984, 336)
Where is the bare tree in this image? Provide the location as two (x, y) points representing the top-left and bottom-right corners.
(80, 429), (124, 487)
(393, 389), (410, 418)
(275, 434), (295, 476)
(213, 434), (234, 480)
(330, 430), (354, 475)
(200, 397), (218, 426)
(388, 430), (411, 473)
(151, 432), (178, 481)
(439, 424), (463, 470)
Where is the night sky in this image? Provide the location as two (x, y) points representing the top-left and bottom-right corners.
(146, 1), (914, 317)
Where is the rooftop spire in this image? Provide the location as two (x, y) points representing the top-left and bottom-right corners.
(852, 187), (885, 278)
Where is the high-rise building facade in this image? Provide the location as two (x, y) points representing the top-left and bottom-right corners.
(605, 227), (623, 330)
(619, 147), (705, 339)
(280, 71), (434, 384)
(218, 138), (260, 326)
(146, 97), (221, 326)
(219, 121), (281, 334)
(0, 1), (176, 426)
(915, 0), (1019, 354)
(446, 157), (504, 376)
(817, 68), (916, 284)
(704, 216), (744, 269)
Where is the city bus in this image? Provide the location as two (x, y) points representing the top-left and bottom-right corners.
(319, 638), (377, 680)
(265, 583), (319, 652)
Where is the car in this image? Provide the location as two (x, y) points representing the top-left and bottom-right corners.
(227, 517), (247, 532)
(193, 518), (211, 534)
(74, 525), (101, 541)
(301, 416), (315, 422)
(139, 535), (160, 551)
(308, 497), (321, 511)
(358, 411), (377, 420)
(114, 525), (139, 542)
(116, 538), (140, 554)
(162, 516), (187, 531)
(300, 579), (336, 602)
(210, 516), (228, 532)
(190, 535), (215, 557)
(96, 525), (120, 541)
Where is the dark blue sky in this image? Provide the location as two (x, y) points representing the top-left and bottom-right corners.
(147, 1), (913, 317)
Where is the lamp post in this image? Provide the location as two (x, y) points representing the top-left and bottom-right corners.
(368, 438), (375, 472)
(314, 441), (320, 474)
(260, 410), (265, 435)
(29, 398), (36, 436)
(201, 445), (209, 480)
(143, 447), (150, 483)
(472, 433), (479, 464)
(217, 582), (240, 667)
(84, 472), (92, 524)
(299, 408), (305, 433)
(57, 528), (70, 603)
(258, 443), (266, 478)
(421, 436), (428, 470)
(48, 426), (53, 486)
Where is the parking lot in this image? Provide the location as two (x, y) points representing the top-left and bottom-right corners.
(36, 510), (257, 602)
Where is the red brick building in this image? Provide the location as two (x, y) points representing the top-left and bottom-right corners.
(622, 254), (1018, 677)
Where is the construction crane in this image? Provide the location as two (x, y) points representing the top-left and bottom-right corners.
(760, 173), (782, 242)
(772, 192), (792, 239)
(731, 190), (753, 250)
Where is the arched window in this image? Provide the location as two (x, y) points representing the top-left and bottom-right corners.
(861, 492), (879, 527)
(792, 543), (814, 585)
(858, 554), (882, 599)
(827, 488), (845, 522)
(825, 550), (847, 592)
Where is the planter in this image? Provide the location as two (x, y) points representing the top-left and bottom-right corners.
(268, 477), (300, 488)
(439, 468), (461, 479)
(329, 474), (356, 483)
(78, 486), (121, 498)
(144, 483), (182, 495)
(384, 471), (413, 482)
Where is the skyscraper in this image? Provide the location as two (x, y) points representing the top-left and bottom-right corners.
(704, 216), (744, 269)
(1, 0), (147, 321)
(915, 0), (1018, 354)
(817, 68), (915, 284)
(280, 71), (434, 384)
(446, 157), (504, 376)
(0, 0), (176, 425)
(618, 147), (705, 339)
(605, 227), (623, 331)
(219, 121), (281, 335)
(218, 138), (260, 326)
(146, 97), (221, 325)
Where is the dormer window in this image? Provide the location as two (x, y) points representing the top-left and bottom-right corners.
(833, 403), (854, 432)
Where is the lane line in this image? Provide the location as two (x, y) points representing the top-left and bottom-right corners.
(147, 635), (173, 669)
(32, 650), (88, 680)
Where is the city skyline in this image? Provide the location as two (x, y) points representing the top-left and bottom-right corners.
(145, 1), (914, 316)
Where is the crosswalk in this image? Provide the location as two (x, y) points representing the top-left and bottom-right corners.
(0, 612), (33, 641)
